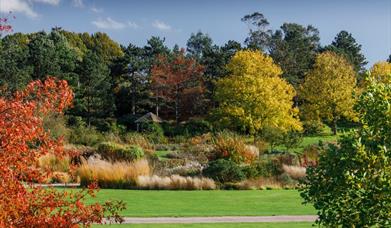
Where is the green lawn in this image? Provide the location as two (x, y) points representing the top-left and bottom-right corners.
(155, 150), (172, 160)
(88, 190), (315, 217)
(275, 134), (339, 153)
(94, 222), (313, 228)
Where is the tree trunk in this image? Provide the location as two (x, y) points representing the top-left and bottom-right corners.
(131, 73), (136, 115)
(175, 86), (179, 126)
(155, 90), (159, 117)
(332, 118), (337, 135)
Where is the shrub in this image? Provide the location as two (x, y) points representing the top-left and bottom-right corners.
(210, 131), (257, 164)
(68, 123), (104, 146)
(97, 142), (144, 161)
(122, 132), (154, 153)
(117, 114), (138, 130)
(77, 159), (150, 188)
(241, 159), (282, 178)
(180, 119), (213, 136)
(136, 175), (216, 190)
(302, 120), (324, 135)
(203, 159), (246, 183)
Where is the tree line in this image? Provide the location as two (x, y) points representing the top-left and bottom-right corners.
(0, 12), (390, 134)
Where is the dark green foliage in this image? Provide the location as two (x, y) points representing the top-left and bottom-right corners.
(73, 50), (114, 125)
(242, 159), (282, 178)
(167, 119), (213, 137)
(302, 120), (324, 136)
(269, 23), (320, 88)
(182, 119), (213, 136)
(97, 142), (145, 161)
(203, 159), (246, 183)
(324, 30), (367, 73)
(138, 122), (166, 143)
(111, 43), (153, 117)
(68, 122), (104, 146)
(186, 31), (213, 61)
(0, 33), (32, 94)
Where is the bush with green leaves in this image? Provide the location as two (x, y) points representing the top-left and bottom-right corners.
(301, 79), (391, 227)
(203, 159), (246, 183)
(97, 142), (144, 161)
(242, 159), (283, 179)
(138, 122), (167, 143)
(68, 121), (104, 146)
(180, 119), (213, 136)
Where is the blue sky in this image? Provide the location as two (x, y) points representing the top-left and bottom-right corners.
(1, 0), (390, 67)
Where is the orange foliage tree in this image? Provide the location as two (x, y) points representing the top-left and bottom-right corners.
(0, 77), (124, 227)
(151, 49), (205, 124)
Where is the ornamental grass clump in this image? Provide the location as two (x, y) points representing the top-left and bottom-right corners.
(210, 131), (257, 164)
(136, 175), (216, 190)
(77, 158), (150, 188)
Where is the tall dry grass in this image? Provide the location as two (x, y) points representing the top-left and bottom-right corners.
(77, 158), (151, 188)
(38, 154), (71, 172)
(137, 175), (216, 190)
(282, 164), (306, 180)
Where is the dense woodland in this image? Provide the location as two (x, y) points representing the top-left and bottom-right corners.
(1, 10), (391, 227)
(1, 12), (390, 138)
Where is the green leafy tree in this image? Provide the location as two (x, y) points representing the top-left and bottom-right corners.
(213, 50), (302, 135)
(301, 51), (357, 135)
(301, 78), (391, 227)
(324, 30), (367, 73)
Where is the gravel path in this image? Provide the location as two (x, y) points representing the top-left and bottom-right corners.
(112, 215), (317, 224)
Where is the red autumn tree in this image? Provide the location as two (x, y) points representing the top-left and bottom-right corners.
(0, 77), (124, 227)
(151, 49), (204, 124)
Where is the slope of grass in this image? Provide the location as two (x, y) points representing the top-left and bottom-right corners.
(94, 222), (313, 228)
(88, 190), (315, 217)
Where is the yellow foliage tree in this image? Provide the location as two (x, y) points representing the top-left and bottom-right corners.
(369, 61), (391, 83)
(213, 50), (302, 136)
(301, 51), (356, 135)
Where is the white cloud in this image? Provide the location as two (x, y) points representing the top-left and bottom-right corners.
(152, 20), (171, 31)
(72, 0), (83, 8)
(32, 0), (60, 5)
(91, 6), (103, 13)
(127, 21), (139, 29)
(0, 0), (38, 18)
(92, 17), (126, 30)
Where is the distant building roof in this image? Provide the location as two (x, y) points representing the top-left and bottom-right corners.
(135, 112), (162, 123)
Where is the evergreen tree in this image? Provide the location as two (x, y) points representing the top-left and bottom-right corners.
(324, 30), (367, 73)
(73, 51), (114, 126)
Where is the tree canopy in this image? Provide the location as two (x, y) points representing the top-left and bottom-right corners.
(213, 50), (302, 135)
(301, 51), (357, 134)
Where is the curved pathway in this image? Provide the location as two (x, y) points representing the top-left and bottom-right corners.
(113, 215), (317, 224)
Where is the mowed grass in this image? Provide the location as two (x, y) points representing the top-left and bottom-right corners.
(275, 134), (339, 153)
(87, 190), (315, 217)
(94, 222), (313, 228)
